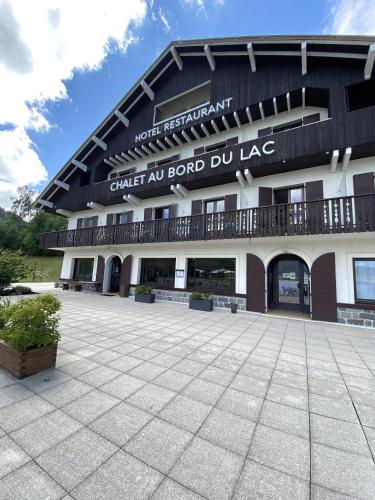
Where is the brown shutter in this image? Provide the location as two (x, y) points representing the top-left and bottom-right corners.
(258, 127), (272, 138)
(106, 214), (113, 225)
(76, 218), (83, 229)
(91, 216), (98, 227)
(303, 113), (320, 125)
(194, 147), (205, 155)
(353, 172), (375, 195)
(246, 253), (265, 313)
(119, 255), (132, 298)
(147, 161), (155, 170)
(226, 137), (238, 146)
(96, 256), (105, 291)
(259, 187), (273, 206)
(144, 207), (153, 221)
(170, 204), (178, 218)
(191, 200), (203, 215)
(126, 211), (133, 223)
(224, 194), (237, 212)
(306, 180), (324, 201)
(311, 253), (337, 322)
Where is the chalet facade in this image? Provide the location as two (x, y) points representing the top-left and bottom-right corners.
(36, 35), (375, 326)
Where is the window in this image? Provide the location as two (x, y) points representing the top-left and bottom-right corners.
(205, 199), (225, 214)
(154, 206), (171, 220)
(274, 186), (304, 205)
(73, 258), (94, 281)
(115, 212), (130, 224)
(273, 119), (303, 134)
(353, 259), (375, 302)
(109, 168), (136, 180)
(346, 80), (375, 111)
(205, 141), (227, 153)
(154, 81), (210, 124)
(140, 258), (176, 285)
(80, 216), (97, 228)
(187, 258), (236, 291)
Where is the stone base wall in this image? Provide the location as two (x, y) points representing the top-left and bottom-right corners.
(337, 306), (375, 328)
(129, 287), (246, 311)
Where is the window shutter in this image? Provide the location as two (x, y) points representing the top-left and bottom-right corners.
(353, 172), (375, 195)
(106, 214), (113, 225)
(303, 113), (320, 125)
(126, 211), (133, 223)
(258, 187), (273, 206)
(191, 199), (203, 215)
(194, 147), (205, 155)
(76, 218), (83, 229)
(147, 161), (155, 170)
(258, 127), (272, 138)
(226, 137), (238, 146)
(224, 194), (237, 212)
(170, 204), (178, 218)
(91, 216), (98, 227)
(305, 180), (324, 201)
(144, 207), (153, 221)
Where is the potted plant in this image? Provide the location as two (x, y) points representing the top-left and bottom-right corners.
(0, 294), (61, 379)
(189, 292), (213, 312)
(134, 285), (155, 304)
(229, 303), (238, 313)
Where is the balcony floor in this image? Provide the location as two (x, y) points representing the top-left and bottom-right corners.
(1, 285), (375, 499)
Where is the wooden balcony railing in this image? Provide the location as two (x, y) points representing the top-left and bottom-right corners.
(40, 194), (375, 249)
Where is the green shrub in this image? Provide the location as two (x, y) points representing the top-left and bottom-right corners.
(0, 249), (29, 293)
(0, 294), (61, 351)
(190, 292), (212, 300)
(135, 285), (153, 294)
(12, 285), (33, 295)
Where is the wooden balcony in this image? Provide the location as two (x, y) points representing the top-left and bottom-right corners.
(40, 194), (375, 249)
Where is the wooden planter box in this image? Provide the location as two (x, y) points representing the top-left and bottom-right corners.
(135, 293), (155, 304)
(0, 341), (57, 379)
(189, 299), (213, 312)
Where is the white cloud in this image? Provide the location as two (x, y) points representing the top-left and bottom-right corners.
(0, 0), (147, 208)
(324, 0), (375, 34)
(158, 7), (172, 33)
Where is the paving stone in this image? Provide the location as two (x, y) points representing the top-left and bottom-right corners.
(260, 400), (310, 439)
(266, 382), (308, 411)
(311, 484), (353, 499)
(198, 408), (256, 455)
(0, 395), (55, 432)
(272, 369), (308, 391)
(183, 378), (225, 405)
(0, 462), (64, 500)
(309, 378), (350, 400)
(362, 426), (375, 456)
(311, 413), (370, 456)
(20, 368), (72, 392)
(125, 418), (192, 473)
(199, 366), (234, 386)
(59, 358), (100, 376)
(71, 450), (162, 499)
(100, 373), (146, 399)
(173, 359), (206, 376)
(0, 383), (33, 409)
(127, 362), (166, 382)
(0, 372), (17, 389)
(309, 393), (359, 423)
(62, 389), (120, 424)
(77, 365), (122, 387)
(152, 478), (205, 499)
(238, 362), (273, 381)
(90, 402), (152, 446)
(40, 378), (93, 407)
(107, 355), (143, 372)
(355, 402), (375, 428)
(159, 395), (212, 433)
(216, 388), (263, 421)
(0, 435), (31, 479)
(249, 424), (310, 481)
(36, 427), (117, 491)
(153, 368), (194, 392)
(170, 437), (243, 499)
(234, 459), (309, 500)
(311, 442), (375, 498)
(126, 383), (176, 414)
(230, 373), (268, 398)
(11, 410), (82, 457)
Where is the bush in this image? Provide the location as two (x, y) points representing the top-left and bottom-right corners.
(12, 285), (33, 295)
(0, 294), (61, 351)
(190, 292), (212, 300)
(135, 285), (153, 294)
(0, 249), (29, 293)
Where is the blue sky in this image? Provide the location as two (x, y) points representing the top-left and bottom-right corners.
(0, 0), (372, 207)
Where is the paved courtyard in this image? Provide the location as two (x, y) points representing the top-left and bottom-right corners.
(1, 287), (375, 499)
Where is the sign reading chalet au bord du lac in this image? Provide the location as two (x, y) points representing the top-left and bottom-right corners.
(109, 97), (276, 193)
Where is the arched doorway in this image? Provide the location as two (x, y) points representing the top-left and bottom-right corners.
(268, 254), (310, 313)
(109, 256), (122, 293)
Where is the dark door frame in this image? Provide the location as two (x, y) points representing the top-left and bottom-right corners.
(268, 254), (310, 313)
(109, 256), (122, 293)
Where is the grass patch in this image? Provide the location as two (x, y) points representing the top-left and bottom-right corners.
(18, 255), (63, 283)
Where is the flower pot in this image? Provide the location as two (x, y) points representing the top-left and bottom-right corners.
(135, 293), (155, 304)
(230, 303), (238, 313)
(0, 341), (57, 379)
(189, 299), (213, 312)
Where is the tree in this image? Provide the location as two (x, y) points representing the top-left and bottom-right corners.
(0, 213), (26, 250)
(0, 249), (29, 292)
(21, 211), (67, 256)
(11, 186), (36, 220)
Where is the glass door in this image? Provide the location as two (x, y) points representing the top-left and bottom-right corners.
(269, 256), (310, 312)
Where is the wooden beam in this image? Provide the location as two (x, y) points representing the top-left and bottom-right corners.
(141, 144), (152, 155)
(173, 133), (183, 146)
(247, 42), (256, 72)
(236, 170), (246, 187)
(157, 139), (167, 151)
(365, 43), (375, 79)
(104, 158), (117, 168)
(108, 156), (122, 166)
(127, 194), (141, 206)
(273, 97), (278, 116)
(246, 106), (253, 124)
(72, 159), (87, 172)
(148, 142), (160, 153)
(114, 109), (129, 127)
(115, 154), (127, 164)
(222, 116), (230, 131)
(128, 150), (140, 160)
(342, 147), (352, 170)
(56, 209), (72, 217)
(171, 46), (183, 70)
(134, 147), (146, 158)
(176, 184), (189, 197)
(259, 102), (265, 121)
(201, 123), (210, 137)
(141, 79), (155, 100)
(54, 180), (70, 191)
(244, 168), (254, 186)
(204, 44), (215, 71)
(211, 119), (220, 134)
(301, 42), (307, 75)
(330, 150), (339, 173)
(92, 136), (107, 151)
(38, 199), (54, 208)
(121, 152), (133, 161)
(164, 136), (175, 148)
(87, 202), (104, 211)
(190, 127), (200, 140)
(286, 92), (291, 112)
(170, 185), (183, 198)
(182, 130), (192, 144)
(233, 111), (242, 128)
(302, 87), (306, 108)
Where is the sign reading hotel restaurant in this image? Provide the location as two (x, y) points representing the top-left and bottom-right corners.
(110, 140), (275, 192)
(135, 98), (234, 143)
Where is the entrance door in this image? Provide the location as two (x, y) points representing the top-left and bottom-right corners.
(109, 256), (122, 293)
(268, 255), (310, 312)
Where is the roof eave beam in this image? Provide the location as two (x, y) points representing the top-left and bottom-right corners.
(364, 43), (375, 79)
(246, 107), (253, 124)
(236, 170), (246, 187)
(244, 168), (254, 186)
(127, 194), (141, 206)
(301, 42), (307, 75)
(247, 42), (256, 72)
(259, 102), (265, 121)
(38, 199), (54, 209)
(330, 150), (339, 173)
(170, 185), (183, 198)
(56, 209), (72, 217)
(342, 147), (352, 170)
(54, 180), (70, 191)
(72, 159), (88, 172)
(211, 119), (220, 134)
(141, 79), (155, 100)
(171, 47), (183, 71)
(204, 44), (215, 71)
(233, 111), (242, 128)
(173, 133), (183, 146)
(114, 109), (129, 127)
(222, 116), (230, 131)
(87, 202), (104, 211)
(273, 97), (278, 116)
(92, 136), (107, 151)
(176, 184), (189, 198)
